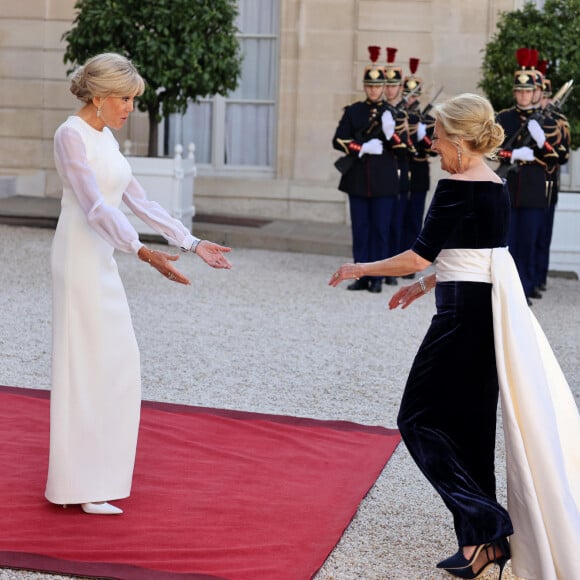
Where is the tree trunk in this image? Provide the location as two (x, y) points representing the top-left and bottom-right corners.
(147, 106), (159, 157)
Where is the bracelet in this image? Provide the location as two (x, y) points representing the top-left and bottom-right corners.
(180, 238), (201, 253)
(418, 276), (427, 293)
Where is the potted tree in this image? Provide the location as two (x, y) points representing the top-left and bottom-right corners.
(479, 0), (578, 145)
(61, 0), (243, 233)
(479, 0), (580, 276)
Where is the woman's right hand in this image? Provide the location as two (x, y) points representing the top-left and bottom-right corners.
(328, 262), (365, 286)
(138, 247), (191, 285)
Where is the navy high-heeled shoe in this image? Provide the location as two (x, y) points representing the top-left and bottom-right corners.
(437, 540), (510, 579)
(436, 543), (488, 571)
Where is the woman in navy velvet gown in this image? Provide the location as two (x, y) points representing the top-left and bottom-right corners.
(329, 93), (580, 580)
(330, 92), (511, 578)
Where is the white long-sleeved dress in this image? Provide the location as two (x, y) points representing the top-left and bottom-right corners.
(45, 115), (198, 504)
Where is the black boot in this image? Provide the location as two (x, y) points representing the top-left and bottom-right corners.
(347, 278), (369, 291)
(384, 276), (398, 285)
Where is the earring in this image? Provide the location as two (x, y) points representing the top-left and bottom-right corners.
(457, 149), (463, 172)
(96, 105), (102, 118)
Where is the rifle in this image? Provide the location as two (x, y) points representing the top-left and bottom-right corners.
(395, 83), (422, 111)
(496, 79), (573, 179)
(421, 86), (444, 117)
(548, 79), (574, 115)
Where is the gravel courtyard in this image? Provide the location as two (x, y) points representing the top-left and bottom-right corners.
(1, 224), (578, 580)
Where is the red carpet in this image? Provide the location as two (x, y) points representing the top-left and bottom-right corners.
(0, 386), (400, 580)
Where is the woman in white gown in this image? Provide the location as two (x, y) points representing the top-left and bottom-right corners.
(45, 53), (232, 515)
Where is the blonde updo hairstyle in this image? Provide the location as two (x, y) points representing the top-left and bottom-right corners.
(433, 93), (504, 158)
(70, 53), (145, 103)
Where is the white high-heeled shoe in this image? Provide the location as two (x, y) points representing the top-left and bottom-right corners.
(81, 502), (123, 515)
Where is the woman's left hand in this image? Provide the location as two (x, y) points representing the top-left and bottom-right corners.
(328, 263), (363, 287)
(389, 281), (425, 310)
(196, 241), (233, 269)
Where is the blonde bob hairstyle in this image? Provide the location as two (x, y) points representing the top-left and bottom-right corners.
(70, 53), (145, 103)
(432, 93), (504, 158)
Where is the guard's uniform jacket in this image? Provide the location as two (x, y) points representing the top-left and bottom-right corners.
(332, 98), (405, 198)
(407, 102), (436, 193)
(495, 105), (559, 208)
(392, 101), (411, 195)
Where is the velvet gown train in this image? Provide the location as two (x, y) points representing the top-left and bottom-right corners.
(397, 178), (580, 579)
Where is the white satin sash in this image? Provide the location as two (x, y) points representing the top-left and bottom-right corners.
(436, 248), (580, 580)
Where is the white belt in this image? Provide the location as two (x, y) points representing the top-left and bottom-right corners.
(435, 247), (500, 283)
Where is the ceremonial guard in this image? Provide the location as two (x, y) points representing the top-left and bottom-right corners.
(535, 60), (571, 292)
(332, 46), (402, 293)
(495, 48), (559, 305)
(399, 58), (436, 276)
(382, 47), (410, 284)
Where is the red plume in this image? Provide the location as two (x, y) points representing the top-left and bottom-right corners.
(515, 47), (531, 68)
(537, 59), (548, 75)
(529, 49), (539, 69)
(386, 47), (397, 64)
(368, 46), (381, 63)
(409, 58), (420, 74)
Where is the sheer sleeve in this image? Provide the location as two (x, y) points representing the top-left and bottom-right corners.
(123, 178), (199, 251)
(54, 126), (143, 254)
(411, 180), (468, 262)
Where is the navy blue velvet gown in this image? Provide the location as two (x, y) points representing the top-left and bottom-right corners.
(397, 178), (514, 547)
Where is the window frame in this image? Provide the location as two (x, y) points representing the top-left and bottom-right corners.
(161, 5), (280, 178)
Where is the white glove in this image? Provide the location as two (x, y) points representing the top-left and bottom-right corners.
(359, 138), (383, 157)
(381, 110), (395, 139)
(417, 122), (427, 141)
(527, 119), (546, 148)
(511, 146), (535, 163)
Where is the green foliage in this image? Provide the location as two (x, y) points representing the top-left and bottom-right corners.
(62, 0), (243, 156)
(479, 0), (579, 148)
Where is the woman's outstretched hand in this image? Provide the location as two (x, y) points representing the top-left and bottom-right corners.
(195, 240), (232, 269)
(138, 247), (191, 285)
(328, 263), (363, 287)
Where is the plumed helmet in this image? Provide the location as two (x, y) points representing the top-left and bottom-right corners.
(513, 47), (535, 90)
(384, 47), (403, 86)
(403, 57), (422, 95)
(363, 45), (386, 85)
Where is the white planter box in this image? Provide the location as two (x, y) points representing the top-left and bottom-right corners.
(123, 145), (196, 236)
(550, 149), (580, 277)
(550, 191), (580, 277)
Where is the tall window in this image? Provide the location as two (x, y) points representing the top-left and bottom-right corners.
(166, 0), (279, 174)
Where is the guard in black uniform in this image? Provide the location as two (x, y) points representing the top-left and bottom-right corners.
(496, 48), (560, 305)
(383, 46), (410, 285)
(332, 46), (402, 293)
(400, 58), (436, 273)
(535, 61), (571, 291)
